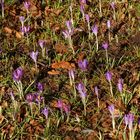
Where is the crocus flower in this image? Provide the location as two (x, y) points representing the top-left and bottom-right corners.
(80, 5), (85, 15)
(124, 113), (134, 130)
(110, 2), (115, 10)
(80, 0), (87, 4)
(26, 93), (34, 103)
(30, 51), (38, 63)
(76, 83), (87, 99)
(69, 69), (75, 81)
(66, 20), (72, 33)
(13, 67), (23, 82)
(37, 82), (44, 92)
(107, 20), (111, 29)
(85, 14), (90, 23)
(57, 99), (63, 109)
(38, 40), (45, 49)
(21, 26), (30, 34)
(62, 20), (73, 38)
(117, 78), (123, 93)
(19, 16), (25, 23)
(63, 104), (70, 115)
(108, 104), (116, 130)
(92, 24), (98, 36)
(102, 42), (108, 50)
(108, 104), (115, 116)
(24, 1), (30, 10)
(105, 71), (112, 82)
(78, 59), (88, 71)
(94, 86), (99, 97)
(42, 107), (49, 119)
(34, 93), (44, 104)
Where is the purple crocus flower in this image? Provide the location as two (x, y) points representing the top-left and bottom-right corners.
(69, 69), (75, 81)
(19, 16), (25, 23)
(63, 104), (70, 115)
(42, 107), (49, 119)
(78, 59), (88, 71)
(110, 2), (115, 10)
(26, 93), (34, 103)
(80, 5), (85, 15)
(62, 20), (73, 38)
(102, 42), (108, 50)
(92, 24), (98, 36)
(117, 78), (123, 93)
(66, 20), (72, 33)
(108, 104), (115, 116)
(124, 113), (134, 130)
(105, 71), (112, 82)
(21, 26), (30, 34)
(30, 51), (38, 63)
(38, 40), (45, 49)
(80, 0), (87, 4)
(37, 82), (44, 92)
(76, 83), (87, 99)
(94, 86), (99, 96)
(13, 67), (23, 82)
(34, 93), (44, 104)
(107, 20), (111, 29)
(24, 1), (30, 10)
(85, 14), (90, 23)
(57, 99), (63, 109)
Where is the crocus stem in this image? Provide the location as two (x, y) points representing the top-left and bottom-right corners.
(1, 0), (4, 18)
(88, 23), (91, 39)
(35, 62), (37, 71)
(70, 4), (73, 25)
(108, 30), (111, 42)
(109, 81), (113, 97)
(68, 37), (75, 54)
(95, 35), (98, 51)
(113, 9), (116, 21)
(97, 97), (100, 108)
(105, 49), (109, 67)
(83, 103), (86, 116)
(73, 83), (77, 99)
(99, 0), (102, 17)
(112, 116), (115, 131)
(42, 48), (45, 58)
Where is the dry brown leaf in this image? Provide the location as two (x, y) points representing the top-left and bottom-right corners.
(48, 70), (60, 75)
(51, 61), (75, 70)
(4, 27), (12, 34)
(54, 43), (68, 54)
(15, 31), (22, 39)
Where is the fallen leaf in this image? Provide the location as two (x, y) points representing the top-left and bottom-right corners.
(48, 70), (60, 75)
(15, 31), (22, 39)
(4, 27), (12, 34)
(51, 61), (75, 70)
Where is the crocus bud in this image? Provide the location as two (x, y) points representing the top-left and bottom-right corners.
(107, 20), (111, 29)
(13, 67), (23, 82)
(110, 2), (115, 10)
(78, 59), (88, 71)
(85, 14), (90, 23)
(42, 107), (49, 119)
(108, 104), (115, 116)
(30, 51), (38, 63)
(76, 83), (87, 99)
(24, 1), (30, 10)
(105, 71), (112, 82)
(102, 42), (108, 50)
(92, 24), (98, 36)
(38, 40), (45, 49)
(117, 78), (123, 93)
